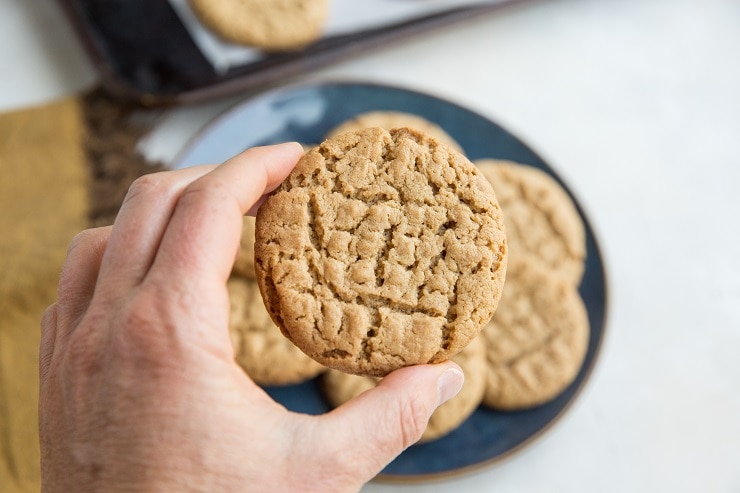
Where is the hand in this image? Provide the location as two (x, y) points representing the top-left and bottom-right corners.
(39, 143), (464, 493)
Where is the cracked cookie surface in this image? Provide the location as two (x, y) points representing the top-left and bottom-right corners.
(322, 335), (486, 442)
(475, 160), (586, 285)
(255, 127), (507, 376)
(481, 257), (589, 410)
(228, 276), (325, 385)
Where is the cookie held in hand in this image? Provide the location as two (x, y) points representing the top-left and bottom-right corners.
(255, 128), (508, 376)
(228, 276), (325, 386)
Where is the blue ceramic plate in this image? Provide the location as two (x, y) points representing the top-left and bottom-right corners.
(172, 81), (607, 482)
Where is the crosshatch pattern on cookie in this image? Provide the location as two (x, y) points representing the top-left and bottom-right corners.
(476, 160), (586, 285)
(481, 257), (589, 410)
(255, 128), (507, 376)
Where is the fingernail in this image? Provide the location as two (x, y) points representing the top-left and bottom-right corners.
(274, 141), (305, 153)
(436, 368), (464, 407)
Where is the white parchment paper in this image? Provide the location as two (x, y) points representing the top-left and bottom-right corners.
(169, 0), (503, 73)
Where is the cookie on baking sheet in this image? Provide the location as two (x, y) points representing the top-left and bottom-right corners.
(322, 336), (486, 442)
(254, 127), (507, 377)
(481, 257), (589, 411)
(475, 159), (586, 285)
(189, 0), (329, 51)
(326, 111), (463, 152)
(227, 276), (325, 386)
(232, 216), (256, 279)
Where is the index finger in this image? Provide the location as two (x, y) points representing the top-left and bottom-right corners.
(147, 142), (303, 287)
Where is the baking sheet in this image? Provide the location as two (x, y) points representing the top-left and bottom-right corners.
(170, 0), (506, 73)
(58, 0), (529, 105)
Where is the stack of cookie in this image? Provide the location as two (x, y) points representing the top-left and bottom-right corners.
(227, 216), (326, 386)
(227, 114), (589, 442)
(244, 123), (505, 443)
(324, 336), (487, 443)
(473, 160), (590, 411)
(189, 0), (330, 51)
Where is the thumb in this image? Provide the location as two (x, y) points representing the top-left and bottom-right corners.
(316, 362), (464, 484)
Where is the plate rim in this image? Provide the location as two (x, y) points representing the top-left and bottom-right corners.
(170, 78), (610, 484)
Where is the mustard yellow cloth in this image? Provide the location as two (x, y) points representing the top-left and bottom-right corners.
(0, 98), (88, 492)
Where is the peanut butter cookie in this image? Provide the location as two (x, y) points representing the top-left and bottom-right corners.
(189, 0), (329, 51)
(481, 257), (589, 410)
(227, 276), (325, 386)
(327, 111), (463, 152)
(476, 160), (586, 285)
(322, 336), (486, 442)
(255, 128), (507, 376)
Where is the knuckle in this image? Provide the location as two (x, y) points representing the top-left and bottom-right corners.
(123, 173), (168, 205)
(64, 227), (109, 264)
(113, 295), (189, 367)
(178, 180), (233, 212)
(66, 228), (97, 258)
(396, 393), (430, 449)
(59, 228), (107, 303)
(41, 303), (57, 328)
(62, 298), (171, 377)
(63, 328), (103, 378)
(118, 302), (164, 347)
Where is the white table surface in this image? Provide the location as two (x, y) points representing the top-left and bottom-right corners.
(2, 0), (739, 491)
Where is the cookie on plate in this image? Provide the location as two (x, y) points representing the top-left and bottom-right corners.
(475, 159), (586, 285)
(189, 0), (329, 51)
(232, 216), (256, 279)
(254, 127), (507, 377)
(228, 276), (325, 386)
(322, 336), (486, 442)
(481, 257), (589, 411)
(326, 111), (463, 152)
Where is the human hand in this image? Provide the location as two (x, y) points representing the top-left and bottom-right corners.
(39, 143), (464, 493)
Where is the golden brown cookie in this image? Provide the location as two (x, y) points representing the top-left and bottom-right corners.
(189, 0), (329, 51)
(481, 257), (589, 410)
(327, 111), (463, 152)
(227, 276), (325, 386)
(255, 128), (507, 377)
(232, 216), (256, 279)
(475, 160), (586, 285)
(322, 336), (486, 442)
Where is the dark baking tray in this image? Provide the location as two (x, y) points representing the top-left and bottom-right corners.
(58, 0), (530, 106)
